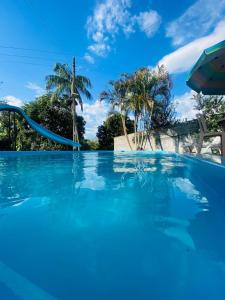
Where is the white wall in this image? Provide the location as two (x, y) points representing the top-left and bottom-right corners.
(114, 131), (197, 153)
(114, 131), (221, 155)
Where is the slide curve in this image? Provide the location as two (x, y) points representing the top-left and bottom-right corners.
(0, 104), (80, 148)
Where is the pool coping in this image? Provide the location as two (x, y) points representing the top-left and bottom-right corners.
(184, 153), (225, 169)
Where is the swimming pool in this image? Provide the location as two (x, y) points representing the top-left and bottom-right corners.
(0, 151), (225, 300)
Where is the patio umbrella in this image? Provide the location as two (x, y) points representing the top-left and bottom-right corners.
(186, 40), (225, 95)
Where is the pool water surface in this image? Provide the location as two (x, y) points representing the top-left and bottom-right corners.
(0, 151), (225, 300)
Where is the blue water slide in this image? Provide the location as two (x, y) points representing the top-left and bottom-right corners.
(0, 104), (80, 148)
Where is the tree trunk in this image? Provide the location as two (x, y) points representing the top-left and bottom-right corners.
(134, 116), (137, 150)
(8, 111), (11, 150)
(121, 114), (132, 150)
(139, 131), (145, 150)
(74, 105), (79, 143)
(137, 121), (140, 149)
(71, 57), (80, 151)
(13, 112), (17, 150)
(72, 99), (79, 151)
(72, 100), (75, 142)
(138, 112), (146, 150)
(144, 100), (154, 151)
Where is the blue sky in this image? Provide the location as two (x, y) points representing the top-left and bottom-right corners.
(0, 0), (225, 138)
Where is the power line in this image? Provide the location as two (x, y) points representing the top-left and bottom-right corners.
(0, 60), (50, 67)
(0, 44), (73, 57)
(0, 52), (67, 62)
(22, 0), (77, 61)
(24, 0), (61, 50)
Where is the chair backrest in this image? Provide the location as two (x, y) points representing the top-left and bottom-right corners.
(197, 114), (208, 133)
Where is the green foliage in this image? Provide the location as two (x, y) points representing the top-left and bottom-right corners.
(0, 108), (18, 150)
(100, 74), (134, 149)
(0, 94), (86, 150)
(194, 93), (225, 131)
(96, 125), (112, 150)
(100, 66), (174, 149)
(97, 113), (134, 150)
(152, 96), (175, 129)
(81, 139), (99, 150)
(127, 66), (174, 129)
(46, 61), (92, 144)
(1, 64), (174, 151)
(0, 111), (11, 149)
(46, 62), (91, 106)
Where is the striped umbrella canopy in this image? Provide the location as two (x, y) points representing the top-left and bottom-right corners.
(186, 40), (225, 95)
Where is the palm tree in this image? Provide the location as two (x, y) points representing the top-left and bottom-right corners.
(46, 58), (91, 147)
(100, 74), (133, 150)
(127, 66), (171, 149)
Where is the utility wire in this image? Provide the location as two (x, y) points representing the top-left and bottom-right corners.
(23, 0), (75, 59)
(0, 44), (72, 57)
(0, 52), (67, 62)
(0, 60), (50, 67)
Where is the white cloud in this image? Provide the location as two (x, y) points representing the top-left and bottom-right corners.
(173, 91), (199, 120)
(2, 95), (24, 107)
(26, 82), (45, 97)
(86, 0), (161, 58)
(158, 20), (225, 74)
(86, 0), (133, 57)
(166, 0), (225, 46)
(83, 53), (95, 64)
(88, 43), (111, 57)
(77, 100), (109, 139)
(135, 10), (161, 38)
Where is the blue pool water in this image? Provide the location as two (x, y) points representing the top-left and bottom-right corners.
(0, 151), (225, 300)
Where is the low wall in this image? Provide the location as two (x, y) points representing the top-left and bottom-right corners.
(114, 120), (201, 153)
(114, 132), (197, 153)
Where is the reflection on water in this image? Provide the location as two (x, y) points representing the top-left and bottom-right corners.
(0, 152), (220, 242)
(0, 151), (225, 299)
(0, 151), (222, 244)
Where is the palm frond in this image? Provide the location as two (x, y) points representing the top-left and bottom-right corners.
(46, 59), (92, 118)
(46, 75), (70, 92)
(54, 63), (72, 81)
(76, 75), (92, 88)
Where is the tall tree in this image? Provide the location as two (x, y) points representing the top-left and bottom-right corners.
(100, 74), (133, 150)
(101, 66), (173, 150)
(194, 93), (225, 131)
(97, 113), (134, 150)
(46, 58), (91, 148)
(16, 95), (86, 150)
(127, 66), (172, 149)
